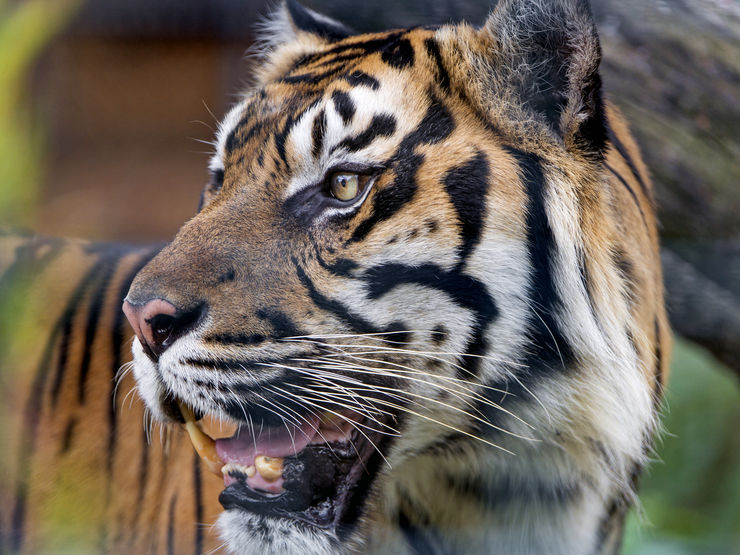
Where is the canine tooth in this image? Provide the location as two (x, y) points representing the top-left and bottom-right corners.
(254, 455), (283, 482)
(221, 463), (256, 478)
(178, 402), (222, 477)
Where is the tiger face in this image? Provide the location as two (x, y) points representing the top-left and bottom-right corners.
(124, 1), (668, 553)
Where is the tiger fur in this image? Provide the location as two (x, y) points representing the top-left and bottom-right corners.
(1, 0), (670, 553)
(0, 235), (224, 552)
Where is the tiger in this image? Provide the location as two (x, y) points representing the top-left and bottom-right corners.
(1, 0), (670, 553)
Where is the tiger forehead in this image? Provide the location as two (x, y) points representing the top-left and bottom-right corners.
(215, 28), (442, 177)
(280, 28), (432, 84)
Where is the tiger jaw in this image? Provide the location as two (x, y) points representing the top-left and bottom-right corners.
(177, 398), (383, 530)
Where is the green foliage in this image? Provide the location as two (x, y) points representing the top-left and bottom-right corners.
(0, 0), (80, 226)
(623, 338), (740, 554)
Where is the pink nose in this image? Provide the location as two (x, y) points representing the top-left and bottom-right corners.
(122, 298), (194, 358)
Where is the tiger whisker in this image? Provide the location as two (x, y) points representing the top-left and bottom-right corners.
(120, 383), (139, 412)
(113, 361), (135, 406)
(319, 379), (534, 442)
(302, 356), (504, 422)
(267, 385), (367, 462)
(525, 299), (566, 370)
(275, 389), (394, 469)
(295, 356), (535, 431)
(332, 392), (515, 455)
(255, 361), (386, 422)
(306, 341), (549, 423)
(290, 382), (400, 434)
(287, 337), (527, 368)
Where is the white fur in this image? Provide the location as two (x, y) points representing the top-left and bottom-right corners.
(218, 510), (341, 554)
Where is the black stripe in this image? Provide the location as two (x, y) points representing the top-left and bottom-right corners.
(363, 262), (498, 379)
(132, 423), (150, 537)
(78, 256), (122, 403)
(474, 149), (578, 434)
(107, 249), (159, 474)
(10, 256), (108, 551)
(193, 452), (203, 555)
(205, 332), (266, 346)
(593, 494), (626, 554)
(343, 70), (380, 90)
(223, 99), (259, 156)
(60, 416), (77, 454)
(315, 52), (371, 68)
(311, 108), (326, 160)
(184, 356), (296, 375)
(653, 318), (664, 405)
(506, 147), (575, 373)
(605, 163), (648, 228)
(443, 151), (490, 269)
(607, 126), (652, 205)
(337, 430), (400, 539)
(294, 32), (403, 69)
(294, 261), (380, 334)
(281, 66), (345, 85)
(274, 112), (298, 168)
(424, 38), (450, 93)
(398, 506), (441, 555)
(613, 247), (637, 304)
(331, 90), (356, 125)
(255, 307), (302, 338)
(349, 152), (422, 243)
(335, 113), (396, 153)
(350, 95), (454, 243)
(274, 100), (321, 168)
(415, 431), (470, 457)
(381, 37), (415, 69)
(226, 121), (263, 157)
(49, 317), (74, 407)
(443, 472), (581, 510)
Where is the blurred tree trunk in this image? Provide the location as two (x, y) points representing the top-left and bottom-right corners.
(591, 0), (740, 378)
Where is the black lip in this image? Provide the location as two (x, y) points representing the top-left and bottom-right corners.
(218, 430), (380, 531)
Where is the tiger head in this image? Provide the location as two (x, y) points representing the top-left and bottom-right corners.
(124, 1), (661, 553)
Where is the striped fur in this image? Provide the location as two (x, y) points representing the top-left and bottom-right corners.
(0, 235), (223, 553)
(1, 0), (669, 553)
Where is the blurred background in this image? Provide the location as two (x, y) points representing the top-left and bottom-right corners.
(0, 0), (738, 552)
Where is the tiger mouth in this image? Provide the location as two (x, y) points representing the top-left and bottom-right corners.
(178, 402), (384, 530)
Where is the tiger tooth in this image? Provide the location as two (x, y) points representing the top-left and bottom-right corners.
(221, 463), (256, 478)
(178, 402), (222, 477)
(254, 455), (283, 482)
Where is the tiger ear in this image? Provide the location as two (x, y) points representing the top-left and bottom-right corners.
(256, 0), (350, 55)
(281, 0), (351, 41)
(252, 0), (351, 83)
(468, 0), (606, 155)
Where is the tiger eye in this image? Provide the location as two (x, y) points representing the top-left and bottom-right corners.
(330, 173), (360, 201)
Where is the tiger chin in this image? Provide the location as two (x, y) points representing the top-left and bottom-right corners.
(123, 0), (670, 553)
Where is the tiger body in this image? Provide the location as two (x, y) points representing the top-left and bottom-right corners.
(0, 236), (223, 553)
(1, 0), (669, 553)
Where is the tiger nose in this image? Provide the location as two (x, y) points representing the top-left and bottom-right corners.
(122, 298), (202, 359)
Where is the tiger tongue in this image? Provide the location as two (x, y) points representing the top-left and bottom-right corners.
(215, 417), (321, 490)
